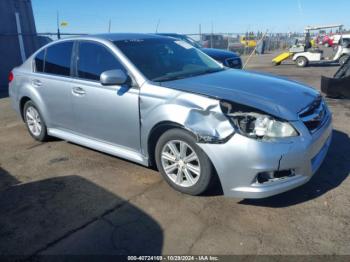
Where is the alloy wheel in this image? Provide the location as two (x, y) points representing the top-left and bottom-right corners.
(26, 106), (42, 137)
(161, 140), (201, 188)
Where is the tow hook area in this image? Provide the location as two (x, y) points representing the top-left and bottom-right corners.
(256, 170), (296, 184)
(255, 155), (296, 184)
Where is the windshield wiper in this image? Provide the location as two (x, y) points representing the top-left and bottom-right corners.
(152, 74), (189, 82)
(192, 68), (225, 76)
(152, 68), (225, 82)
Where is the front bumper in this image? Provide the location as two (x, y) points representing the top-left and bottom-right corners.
(199, 114), (333, 199)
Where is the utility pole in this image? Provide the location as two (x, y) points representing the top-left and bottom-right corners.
(108, 19), (112, 33)
(211, 21), (214, 48)
(155, 19), (160, 33)
(56, 11), (61, 39)
(199, 24), (202, 41)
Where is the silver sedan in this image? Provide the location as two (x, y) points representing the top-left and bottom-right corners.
(9, 34), (332, 198)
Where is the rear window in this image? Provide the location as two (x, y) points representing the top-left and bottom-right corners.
(34, 49), (45, 73)
(44, 42), (73, 76)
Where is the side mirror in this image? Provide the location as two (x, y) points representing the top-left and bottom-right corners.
(100, 69), (128, 86)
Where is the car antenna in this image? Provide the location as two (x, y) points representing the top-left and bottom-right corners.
(155, 19), (161, 33)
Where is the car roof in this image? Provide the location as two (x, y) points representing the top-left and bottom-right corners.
(157, 33), (183, 37)
(90, 33), (170, 42)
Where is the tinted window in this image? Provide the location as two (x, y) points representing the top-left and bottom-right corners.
(44, 42), (73, 76)
(34, 49), (45, 73)
(114, 38), (222, 82)
(77, 42), (125, 81)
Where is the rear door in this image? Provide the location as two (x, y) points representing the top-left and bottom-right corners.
(70, 41), (141, 151)
(33, 41), (75, 129)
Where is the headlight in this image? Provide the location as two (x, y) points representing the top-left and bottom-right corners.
(220, 101), (298, 139)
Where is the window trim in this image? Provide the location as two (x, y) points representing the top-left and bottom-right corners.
(32, 40), (75, 79)
(73, 40), (128, 83)
(33, 48), (46, 73)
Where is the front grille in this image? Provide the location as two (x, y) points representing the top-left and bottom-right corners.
(225, 58), (242, 69)
(299, 96), (328, 133)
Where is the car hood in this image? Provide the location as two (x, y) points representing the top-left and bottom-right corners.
(201, 48), (240, 60)
(159, 69), (319, 121)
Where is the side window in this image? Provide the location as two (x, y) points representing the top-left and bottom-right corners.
(34, 49), (45, 73)
(77, 42), (125, 81)
(44, 42), (73, 76)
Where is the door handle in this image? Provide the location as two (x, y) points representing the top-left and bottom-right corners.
(32, 79), (42, 87)
(72, 87), (86, 96)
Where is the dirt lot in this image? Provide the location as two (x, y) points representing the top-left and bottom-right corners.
(0, 53), (349, 256)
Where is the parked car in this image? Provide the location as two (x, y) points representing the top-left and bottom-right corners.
(158, 33), (242, 69)
(200, 34), (228, 49)
(331, 34), (350, 45)
(37, 35), (53, 48)
(9, 34), (332, 198)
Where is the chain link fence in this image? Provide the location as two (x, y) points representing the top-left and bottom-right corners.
(185, 33), (301, 55)
(26, 32), (302, 56)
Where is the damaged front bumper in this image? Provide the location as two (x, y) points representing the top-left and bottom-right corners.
(198, 113), (333, 199)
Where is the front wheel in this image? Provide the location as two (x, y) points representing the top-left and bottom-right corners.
(296, 56), (308, 67)
(155, 129), (215, 196)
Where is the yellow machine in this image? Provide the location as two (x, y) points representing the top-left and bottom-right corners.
(240, 36), (257, 48)
(272, 52), (293, 65)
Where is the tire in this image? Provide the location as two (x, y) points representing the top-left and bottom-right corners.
(155, 128), (215, 196)
(23, 101), (49, 141)
(339, 55), (349, 66)
(296, 56), (308, 67)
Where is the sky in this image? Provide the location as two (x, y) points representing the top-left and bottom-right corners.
(32, 0), (350, 34)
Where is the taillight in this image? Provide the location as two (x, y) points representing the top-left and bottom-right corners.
(8, 72), (14, 83)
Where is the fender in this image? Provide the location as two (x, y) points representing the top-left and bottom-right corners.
(139, 83), (235, 157)
(18, 77), (51, 126)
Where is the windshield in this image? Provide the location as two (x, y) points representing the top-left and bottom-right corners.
(114, 38), (223, 82)
(181, 35), (202, 49)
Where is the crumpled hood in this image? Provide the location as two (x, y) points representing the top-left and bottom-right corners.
(160, 69), (319, 121)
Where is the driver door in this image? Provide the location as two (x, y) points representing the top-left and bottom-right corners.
(70, 41), (140, 151)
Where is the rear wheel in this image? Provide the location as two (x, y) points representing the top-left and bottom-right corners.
(296, 56), (308, 67)
(155, 128), (215, 196)
(23, 101), (49, 141)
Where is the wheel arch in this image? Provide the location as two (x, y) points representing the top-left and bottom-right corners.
(18, 83), (49, 125)
(293, 53), (308, 61)
(296, 55), (308, 61)
(147, 121), (187, 167)
(19, 96), (31, 121)
(146, 121), (224, 193)
(19, 95), (47, 122)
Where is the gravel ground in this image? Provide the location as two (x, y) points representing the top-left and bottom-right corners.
(0, 52), (349, 256)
